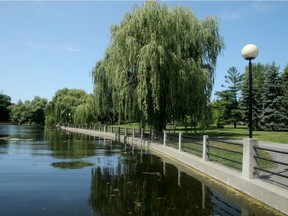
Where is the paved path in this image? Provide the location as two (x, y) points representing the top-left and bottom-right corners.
(256, 141), (288, 189)
(258, 141), (288, 150)
(223, 139), (288, 188)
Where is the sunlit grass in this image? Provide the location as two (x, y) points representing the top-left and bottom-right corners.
(201, 125), (288, 144)
(99, 123), (280, 170)
(110, 123), (288, 144)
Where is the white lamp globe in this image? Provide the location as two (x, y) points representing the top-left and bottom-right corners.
(242, 44), (259, 60)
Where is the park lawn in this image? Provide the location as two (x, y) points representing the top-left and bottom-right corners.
(111, 123), (288, 144)
(110, 123), (277, 169)
(168, 124), (288, 144)
(200, 125), (288, 144)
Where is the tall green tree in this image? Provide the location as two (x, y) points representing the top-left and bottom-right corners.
(241, 63), (268, 130)
(92, 1), (224, 131)
(73, 94), (97, 125)
(92, 60), (117, 124)
(281, 64), (288, 98)
(9, 100), (27, 125)
(214, 67), (243, 128)
(30, 96), (48, 124)
(259, 63), (288, 130)
(224, 67), (243, 102)
(9, 96), (47, 125)
(0, 92), (12, 122)
(45, 88), (92, 125)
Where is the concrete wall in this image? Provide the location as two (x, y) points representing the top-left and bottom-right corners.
(61, 126), (288, 215)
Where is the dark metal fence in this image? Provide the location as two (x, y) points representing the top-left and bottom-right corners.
(182, 134), (203, 157)
(65, 124), (288, 188)
(165, 133), (179, 148)
(254, 146), (288, 188)
(152, 131), (164, 144)
(207, 138), (243, 170)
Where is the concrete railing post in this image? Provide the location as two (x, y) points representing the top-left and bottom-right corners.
(132, 128), (135, 138)
(202, 135), (209, 161)
(242, 138), (258, 179)
(164, 130), (167, 146)
(141, 128), (144, 140)
(125, 128), (127, 136)
(104, 125), (107, 133)
(178, 170), (181, 187)
(178, 133), (182, 151)
(151, 130), (154, 143)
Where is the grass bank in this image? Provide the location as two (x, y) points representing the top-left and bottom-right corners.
(197, 125), (288, 144)
(111, 123), (288, 144)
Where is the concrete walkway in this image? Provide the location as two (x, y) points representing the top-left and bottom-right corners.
(258, 140), (288, 150)
(61, 127), (288, 214)
(217, 138), (288, 189)
(256, 141), (288, 189)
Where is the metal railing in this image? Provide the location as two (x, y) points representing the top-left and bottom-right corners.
(182, 134), (203, 157)
(254, 146), (288, 188)
(64, 124), (288, 188)
(207, 138), (243, 170)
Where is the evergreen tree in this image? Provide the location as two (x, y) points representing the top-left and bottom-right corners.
(241, 63), (267, 130)
(259, 62), (288, 131)
(214, 67), (243, 128)
(281, 64), (288, 98)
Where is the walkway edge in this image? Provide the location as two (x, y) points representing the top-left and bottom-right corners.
(61, 127), (288, 215)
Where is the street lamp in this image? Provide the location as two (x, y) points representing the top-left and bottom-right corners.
(68, 113), (71, 127)
(242, 44), (259, 138)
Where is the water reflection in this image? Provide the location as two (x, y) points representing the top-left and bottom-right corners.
(51, 161), (94, 169)
(87, 143), (280, 216)
(89, 150), (223, 215)
(0, 125), (282, 216)
(45, 129), (97, 159)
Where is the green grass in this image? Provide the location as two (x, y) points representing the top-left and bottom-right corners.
(100, 123), (280, 170)
(110, 123), (288, 144)
(201, 125), (288, 144)
(166, 124), (288, 144)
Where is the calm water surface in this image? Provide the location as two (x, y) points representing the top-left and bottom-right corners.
(0, 125), (280, 216)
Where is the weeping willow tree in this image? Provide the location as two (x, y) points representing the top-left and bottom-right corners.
(93, 1), (224, 131)
(45, 88), (93, 125)
(73, 94), (97, 125)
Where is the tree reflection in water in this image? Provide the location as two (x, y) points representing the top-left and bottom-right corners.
(88, 152), (215, 216)
(44, 128), (278, 216)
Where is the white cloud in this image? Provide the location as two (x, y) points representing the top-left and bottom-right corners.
(220, 2), (274, 20)
(26, 41), (80, 52)
(26, 41), (47, 50)
(61, 44), (81, 52)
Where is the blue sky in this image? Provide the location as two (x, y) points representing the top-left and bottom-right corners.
(1, 1), (288, 103)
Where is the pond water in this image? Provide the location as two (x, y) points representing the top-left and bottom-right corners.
(0, 125), (280, 216)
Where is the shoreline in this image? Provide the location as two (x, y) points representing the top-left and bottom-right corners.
(61, 126), (287, 215)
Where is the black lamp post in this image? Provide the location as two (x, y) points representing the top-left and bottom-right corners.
(242, 44), (259, 138)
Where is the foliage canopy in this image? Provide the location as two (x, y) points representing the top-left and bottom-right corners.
(45, 88), (95, 125)
(0, 92), (12, 122)
(9, 96), (47, 125)
(92, 1), (224, 131)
